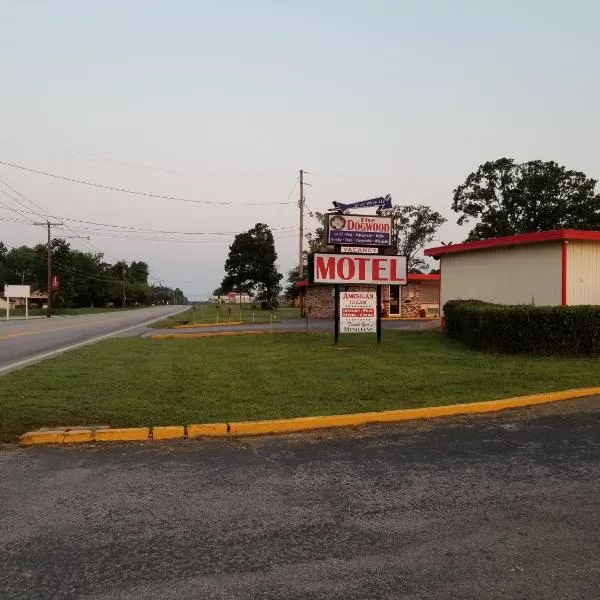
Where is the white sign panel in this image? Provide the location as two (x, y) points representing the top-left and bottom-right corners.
(327, 214), (392, 247)
(312, 253), (407, 285)
(340, 246), (379, 254)
(340, 291), (377, 333)
(4, 285), (31, 298)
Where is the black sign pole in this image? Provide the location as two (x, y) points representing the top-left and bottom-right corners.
(334, 284), (340, 345)
(376, 285), (382, 344)
(376, 245), (385, 344)
(334, 243), (341, 345)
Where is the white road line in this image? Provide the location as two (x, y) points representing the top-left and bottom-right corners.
(0, 313), (173, 375)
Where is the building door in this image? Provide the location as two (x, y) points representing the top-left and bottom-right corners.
(389, 286), (400, 315)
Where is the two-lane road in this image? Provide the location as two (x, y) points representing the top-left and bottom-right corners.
(0, 306), (184, 374)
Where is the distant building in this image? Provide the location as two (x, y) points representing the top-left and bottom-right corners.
(226, 292), (252, 304)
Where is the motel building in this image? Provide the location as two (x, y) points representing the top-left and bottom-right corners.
(295, 273), (440, 319)
(424, 229), (600, 311)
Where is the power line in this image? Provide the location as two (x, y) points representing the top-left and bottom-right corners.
(0, 160), (296, 206)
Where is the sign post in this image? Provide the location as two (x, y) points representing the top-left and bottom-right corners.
(4, 285), (31, 321)
(309, 195), (408, 345)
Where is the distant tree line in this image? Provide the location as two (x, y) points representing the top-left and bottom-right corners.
(0, 239), (187, 308)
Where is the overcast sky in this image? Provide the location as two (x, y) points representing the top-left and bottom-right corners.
(1, 1), (598, 300)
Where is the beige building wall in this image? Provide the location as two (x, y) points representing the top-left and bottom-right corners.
(567, 240), (600, 305)
(441, 242), (562, 310)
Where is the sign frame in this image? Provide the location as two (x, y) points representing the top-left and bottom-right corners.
(310, 253), (407, 286)
(340, 290), (377, 333)
(327, 213), (393, 247)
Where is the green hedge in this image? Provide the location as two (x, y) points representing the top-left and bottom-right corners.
(443, 300), (600, 355)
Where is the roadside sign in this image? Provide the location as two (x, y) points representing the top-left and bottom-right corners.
(51, 276), (60, 291)
(4, 285), (31, 298)
(340, 246), (378, 254)
(311, 253), (407, 286)
(327, 214), (392, 247)
(340, 291), (376, 333)
(332, 195), (392, 213)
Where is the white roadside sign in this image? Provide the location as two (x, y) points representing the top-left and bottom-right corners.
(340, 290), (377, 333)
(4, 285), (31, 298)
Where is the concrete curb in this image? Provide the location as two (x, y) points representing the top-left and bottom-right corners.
(173, 322), (243, 329)
(18, 386), (600, 445)
(151, 330), (328, 340)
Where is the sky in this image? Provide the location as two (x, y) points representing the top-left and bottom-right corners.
(1, 0), (599, 300)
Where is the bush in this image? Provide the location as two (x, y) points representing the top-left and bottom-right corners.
(444, 299), (600, 355)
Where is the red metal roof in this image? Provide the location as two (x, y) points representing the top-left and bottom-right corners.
(424, 229), (600, 258)
(294, 273), (439, 288)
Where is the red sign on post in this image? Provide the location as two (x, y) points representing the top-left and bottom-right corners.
(311, 253), (407, 285)
(51, 276), (60, 291)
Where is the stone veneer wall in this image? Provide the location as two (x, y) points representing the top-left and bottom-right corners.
(304, 283), (438, 318)
(399, 285), (423, 317)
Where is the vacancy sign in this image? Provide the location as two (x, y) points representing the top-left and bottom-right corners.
(340, 291), (376, 333)
(340, 246), (378, 254)
(311, 253), (407, 285)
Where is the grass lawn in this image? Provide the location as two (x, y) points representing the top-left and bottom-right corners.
(1, 330), (599, 442)
(149, 303), (300, 328)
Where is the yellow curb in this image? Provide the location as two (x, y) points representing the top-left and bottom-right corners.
(20, 430), (65, 445)
(226, 387), (600, 436)
(63, 429), (93, 443)
(17, 386), (600, 445)
(93, 427), (150, 442)
(174, 322), (243, 329)
(152, 426), (185, 440)
(187, 423), (229, 438)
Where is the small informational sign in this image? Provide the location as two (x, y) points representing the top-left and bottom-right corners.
(311, 253), (407, 286)
(4, 285), (31, 298)
(340, 246), (379, 254)
(340, 290), (376, 333)
(327, 214), (392, 247)
(51, 276), (60, 291)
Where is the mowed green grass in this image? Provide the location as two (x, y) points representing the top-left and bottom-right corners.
(1, 330), (599, 442)
(149, 303), (300, 328)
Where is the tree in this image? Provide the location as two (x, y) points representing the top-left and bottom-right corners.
(305, 212), (331, 254)
(284, 266), (302, 301)
(129, 261), (149, 284)
(381, 205), (446, 272)
(221, 223), (282, 309)
(305, 207), (446, 272)
(452, 158), (600, 241)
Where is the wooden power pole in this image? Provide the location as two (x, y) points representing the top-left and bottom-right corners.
(298, 169), (304, 279)
(34, 220), (63, 318)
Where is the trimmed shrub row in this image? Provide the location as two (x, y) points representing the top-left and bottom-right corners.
(443, 299), (600, 355)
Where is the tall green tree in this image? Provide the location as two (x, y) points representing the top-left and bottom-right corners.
(129, 261), (149, 283)
(452, 158), (600, 241)
(284, 266), (302, 301)
(221, 223), (282, 309)
(381, 205), (446, 272)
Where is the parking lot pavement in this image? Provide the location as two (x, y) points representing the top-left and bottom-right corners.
(1, 397), (599, 600)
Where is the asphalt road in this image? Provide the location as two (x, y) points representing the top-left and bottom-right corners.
(2, 397), (599, 599)
(0, 306), (184, 373)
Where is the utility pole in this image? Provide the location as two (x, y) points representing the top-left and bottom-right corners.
(34, 220), (63, 318)
(122, 260), (127, 308)
(298, 169), (304, 278)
